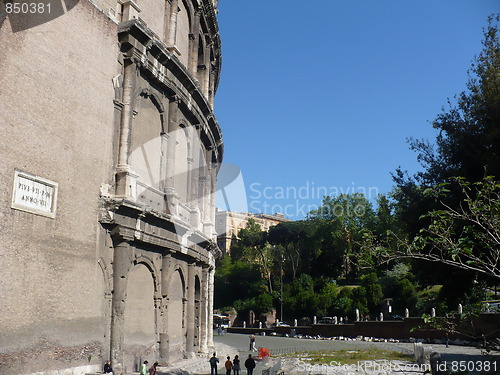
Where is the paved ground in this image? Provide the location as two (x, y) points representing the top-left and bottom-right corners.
(157, 332), (500, 375)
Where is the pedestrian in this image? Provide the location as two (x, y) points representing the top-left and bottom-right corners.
(140, 360), (148, 375)
(209, 352), (219, 375)
(148, 361), (158, 375)
(103, 360), (113, 374)
(225, 356), (232, 375)
(232, 355), (240, 375)
(218, 324), (222, 336)
(244, 354), (256, 375)
(249, 334), (256, 351)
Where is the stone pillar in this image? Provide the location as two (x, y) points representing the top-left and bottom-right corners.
(165, 97), (179, 215)
(209, 158), (217, 239)
(159, 132), (169, 194)
(207, 267), (215, 348)
(186, 263), (196, 355)
(188, 10), (201, 74)
(110, 235), (133, 375)
(115, 58), (138, 199)
(189, 127), (202, 229)
(202, 149), (213, 236)
(166, 0), (179, 49)
(209, 67), (216, 107)
(203, 41), (211, 97)
(199, 267), (209, 353)
(159, 254), (172, 364)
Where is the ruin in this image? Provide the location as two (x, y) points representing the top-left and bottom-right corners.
(0, 0), (223, 373)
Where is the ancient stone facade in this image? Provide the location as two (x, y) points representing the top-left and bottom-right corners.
(0, 1), (222, 374)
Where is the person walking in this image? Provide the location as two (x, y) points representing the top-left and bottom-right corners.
(209, 352), (219, 375)
(232, 355), (240, 375)
(249, 334), (256, 351)
(140, 360), (148, 375)
(148, 361), (158, 375)
(244, 354), (256, 375)
(224, 356), (232, 375)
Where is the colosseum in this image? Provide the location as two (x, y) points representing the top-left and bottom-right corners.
(0, 0), (223, 374)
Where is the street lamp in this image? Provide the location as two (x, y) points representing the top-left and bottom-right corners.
(280, 252), (284, 323)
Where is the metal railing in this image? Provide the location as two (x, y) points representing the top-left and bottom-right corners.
(268, 345), (327, 356)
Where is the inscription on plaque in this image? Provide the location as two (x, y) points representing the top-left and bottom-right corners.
(11, 170), (58, 218)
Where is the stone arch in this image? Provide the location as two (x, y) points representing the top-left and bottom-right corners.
(197, 33), (206, 84)
(176, 0), (192, 66)
(130, 88), (165, 190)
(166, 265), (187, 360)
(134, 254), (161, 296)
(123, 262), (156, 346)
(194, 273), (201, 349)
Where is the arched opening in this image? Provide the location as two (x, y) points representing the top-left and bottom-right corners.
(176, 0), (191, 66)
(194, 275), (201, 349)
(124, 263), (156, 371)
(167, 268), (186, 360)
(130, 92), (165, 210)
(197, 36), (206, 84)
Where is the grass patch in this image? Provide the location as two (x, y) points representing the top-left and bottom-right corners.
(286, 348), (413, 365)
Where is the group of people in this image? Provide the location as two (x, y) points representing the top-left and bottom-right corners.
(140, 360), (159, 375)
(210, 353), (256, 375)
(102, 359), (158, 375)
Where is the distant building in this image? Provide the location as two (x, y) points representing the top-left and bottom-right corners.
(215, 210), (291, 254)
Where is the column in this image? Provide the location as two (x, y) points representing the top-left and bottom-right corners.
(209, 67), (216, 107)
(202, 149), (213, 236)
(207, 266), (215, 348)
(189, 126), (202, 229)
(159, 254), (172, 363)
(188, 10), (201, 74)
(186, 263), (196, 355)
(165, 97), (180, 215)
(115, 58), (138, 199)
(199, 267), (209, 353)
(166, 0), (179, 50)
(203, 41), (211, 98)
(209, 157), (217, 239)
(110, 235), (133, 375)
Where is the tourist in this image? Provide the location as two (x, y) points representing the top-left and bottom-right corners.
(249, 334), (256, 351)
(244, 354), (256, 375)
(140, 360), (148, 375)
(103, 360), (113, 373)
(224, 356), (232, 375)
(232, 355), (240, 375)
(148, 361), (158, 375)
(209, 352), (219, 375)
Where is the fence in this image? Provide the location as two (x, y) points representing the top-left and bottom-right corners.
(268, 345), (328, 356)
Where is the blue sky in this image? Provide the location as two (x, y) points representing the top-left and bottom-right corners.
(214, 1), (499, 220)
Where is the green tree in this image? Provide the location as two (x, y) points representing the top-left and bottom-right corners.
(393, 16), (500, 235)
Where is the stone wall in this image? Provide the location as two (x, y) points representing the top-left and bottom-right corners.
(0, 1), (118, 373)
(0, 0), (223, 374)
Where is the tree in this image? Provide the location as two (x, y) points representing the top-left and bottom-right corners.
(214, 256), (267, 309)
(364, 176), (500, 281)
(393, 16), (500, 237)
(231, 218), (275, 293)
